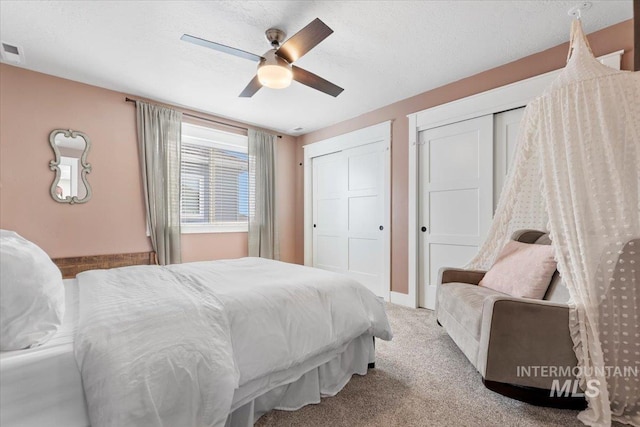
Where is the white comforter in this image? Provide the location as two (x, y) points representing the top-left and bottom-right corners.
(75, 258), (392, 427)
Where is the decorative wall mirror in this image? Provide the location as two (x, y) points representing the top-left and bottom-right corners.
(49, 129), (92, 204)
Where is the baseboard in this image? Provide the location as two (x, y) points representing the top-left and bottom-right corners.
(389, 291), (416, 308)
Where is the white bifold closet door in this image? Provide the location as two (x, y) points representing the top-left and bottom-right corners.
(418, 115), (494, 309)
(312, 141), (388, 298)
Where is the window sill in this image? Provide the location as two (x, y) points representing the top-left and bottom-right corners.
(181, 224), (248, 234)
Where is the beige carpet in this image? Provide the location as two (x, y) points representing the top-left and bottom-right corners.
(256, 303), (585, 427)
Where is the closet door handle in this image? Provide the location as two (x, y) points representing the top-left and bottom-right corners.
(313, 224), (317, 228)
(379, 225), (384, 231)
(421, 226), (427, 232)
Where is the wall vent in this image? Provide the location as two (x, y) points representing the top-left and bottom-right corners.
(1, 42), (24, 64)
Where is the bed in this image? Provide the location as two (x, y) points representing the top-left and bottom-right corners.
(0, 254), (392, 427)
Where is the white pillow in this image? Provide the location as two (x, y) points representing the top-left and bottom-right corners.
(0, 230), (65, 350)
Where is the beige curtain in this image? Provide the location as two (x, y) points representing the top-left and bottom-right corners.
(136, 101), (182, 265)
(248, 129), (279, 260)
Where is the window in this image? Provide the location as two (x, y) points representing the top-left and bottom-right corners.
(180, 123), (250, 233)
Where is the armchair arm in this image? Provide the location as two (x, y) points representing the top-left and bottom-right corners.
(478, 295), (577, 390)
(438, 267), (487, 285)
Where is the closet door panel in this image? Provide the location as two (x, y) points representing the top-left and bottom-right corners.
(348, 151), (378, 191)
(310, 137), (389, 298)
(316, 235), (343, 270)
(316, 155), (344, 196)
(344, 141), (386, 297)
(429, 130), (480, 183)
(429, 189), (479, 236)
(418, 114), (493, 309)
(348, 237), (379, 276)
(348, 196), (377, 232)
(312, 153), (347, 272)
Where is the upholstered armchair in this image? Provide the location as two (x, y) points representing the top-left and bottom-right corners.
(436, 230), (584, 408)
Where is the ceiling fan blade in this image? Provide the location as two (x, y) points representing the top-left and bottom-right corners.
(239, 75), (262, 97)
(181, 34), (263, 62)
(292, 66), (343, 97)
(276, 18), (333, 64)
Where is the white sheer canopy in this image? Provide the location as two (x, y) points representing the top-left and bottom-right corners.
(470, 21), (639, 426)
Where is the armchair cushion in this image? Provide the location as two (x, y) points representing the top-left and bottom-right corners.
(479, 240), (557, 299)
(438, 283), (503, 341)
(437, 282), (504, 367)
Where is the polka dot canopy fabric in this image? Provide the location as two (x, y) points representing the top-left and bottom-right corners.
(469, 21), (640, 426)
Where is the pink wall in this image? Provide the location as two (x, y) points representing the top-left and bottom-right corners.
(1, 19), (632, 279)
(295, 19), (635, 294)
(0, 64), (298, 263)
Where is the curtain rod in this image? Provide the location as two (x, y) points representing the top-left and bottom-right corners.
(125, 97), (282, 138)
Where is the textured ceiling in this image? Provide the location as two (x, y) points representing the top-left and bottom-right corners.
(0, 1), (633, 135)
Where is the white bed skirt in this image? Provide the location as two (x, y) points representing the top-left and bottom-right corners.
(1, 329), (374, 427)
(227, 333), (375, 427)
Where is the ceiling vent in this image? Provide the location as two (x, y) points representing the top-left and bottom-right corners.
(292, 127), (304, 132)
(1, 42), (25, 64)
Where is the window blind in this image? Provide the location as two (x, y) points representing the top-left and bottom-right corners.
(180, 123), (249, 231)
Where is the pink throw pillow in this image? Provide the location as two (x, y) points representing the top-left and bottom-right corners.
(479, 240), (557, 299)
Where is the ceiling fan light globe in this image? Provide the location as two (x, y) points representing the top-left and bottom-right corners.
(257, 64), (293, 89)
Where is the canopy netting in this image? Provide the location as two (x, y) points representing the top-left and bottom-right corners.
(469, 21), (640, 426)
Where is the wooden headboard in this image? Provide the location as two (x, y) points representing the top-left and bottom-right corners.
(52, 252), (157, 279)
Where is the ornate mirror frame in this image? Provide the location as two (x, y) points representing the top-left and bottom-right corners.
(49, 129), (92, 204)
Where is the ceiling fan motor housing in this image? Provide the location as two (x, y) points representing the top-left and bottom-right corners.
(265, 28), (286, 48)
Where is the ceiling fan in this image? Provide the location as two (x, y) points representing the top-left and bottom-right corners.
(181, 18), (344, 98)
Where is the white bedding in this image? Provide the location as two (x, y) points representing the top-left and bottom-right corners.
(0, 279), (89, 427)
(76, 258), (392, 427)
